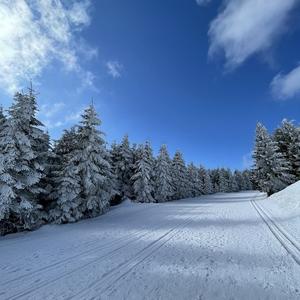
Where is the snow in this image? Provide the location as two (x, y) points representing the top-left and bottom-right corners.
(260, 180), (300, 241)
(1, 191), (300, 299)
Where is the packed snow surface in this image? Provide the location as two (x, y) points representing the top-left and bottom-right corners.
(260, 180), (300, 241)
(1, 191), (300, 299)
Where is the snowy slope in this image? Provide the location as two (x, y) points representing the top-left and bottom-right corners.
(1, 191), (300, 299)
(260, 180), (300, 241)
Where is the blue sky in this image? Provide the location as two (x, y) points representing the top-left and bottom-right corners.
(1, 0), (300, 169)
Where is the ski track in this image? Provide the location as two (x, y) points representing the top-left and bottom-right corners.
(1, 191), (300, 299)
(3, 212), (190, 299)
(251, 196), (300, 265)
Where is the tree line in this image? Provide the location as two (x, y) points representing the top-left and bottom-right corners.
(0, 88), (252, 235)
(252, 120), (300, 195)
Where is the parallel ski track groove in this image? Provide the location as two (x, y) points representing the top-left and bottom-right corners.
(1, 205), (160, 284)
(0, 204), (156, 250)
(251, 196), (300, 266)
(69, 213), (197, 300)
(5, 208), (193, 300)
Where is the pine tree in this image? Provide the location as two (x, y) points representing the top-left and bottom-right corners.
(230, 172), (239, 192)
(51, 106), (114, 222)
(49, 127), (82, 223)
(75, 105), (115, 217)
(218, 168), (230, 193)
(154, 145), (173, 202)
(253, 123), (293, 195)
(186, 163), (201, 198)
(274, 119), (300, 181)
(131, 142), (155, 203)
(171, 151), (187, 200)
(110, 135), (134, 199)
(202, 167), (213, 194)
(242, 170), (253, 190)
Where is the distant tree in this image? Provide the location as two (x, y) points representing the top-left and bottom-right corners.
(171, 151), (188, 200)
(110, 135), (134, 199)
(253, 123), (294, 195)
(186, 163), (201, 198)
(131, 142), (155, 203)
(49, 127), (82, 223)
(201, 167), (213, 195)
(274, 119), (300, 181)
(154, 144), (173, 202)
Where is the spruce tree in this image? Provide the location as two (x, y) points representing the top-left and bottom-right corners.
(0, 91), (46, 232)
(202, 167), (213, 195)
(171, 151), (187, 200)
(253, 123), (293, 194)
(131, 142), (155, 203)
(76, 105), (115, 217)
(154, 144), (173, 202)
(49, 127), (82, 223)
(110, 135), (134, 199)
(186, 163), (201, 198)
(274, 119), (300, 181)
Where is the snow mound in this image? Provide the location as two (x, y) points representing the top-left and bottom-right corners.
(261, 181), (300, 241)
(268, 180), (300, 212)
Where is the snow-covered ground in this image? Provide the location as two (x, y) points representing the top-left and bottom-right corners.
(260, 181), (300, 241)
(1, 191), (300, 300)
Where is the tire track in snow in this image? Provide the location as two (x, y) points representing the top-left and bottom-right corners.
(69, 214), (197, 300)
(4, 208), (193, 300)
(251, 196), (300, 266)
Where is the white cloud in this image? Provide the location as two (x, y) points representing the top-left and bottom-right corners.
(39, 102), (65, 118)
(0, 0), (95, 94)
(196, 0), (212, 6)
(242, 152), (253, 169)
(38, 102), (83, 129)
(271, 65), (300, 100)
(106, 61), (123, 78)
(208, 0), (297, 69)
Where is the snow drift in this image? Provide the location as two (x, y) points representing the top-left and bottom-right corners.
(260, 180), (300, 240)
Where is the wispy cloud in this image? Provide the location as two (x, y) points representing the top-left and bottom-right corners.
(0, 0), (96, 94)
(39, 102), (65, 118)
(208, 0), (297, 69)
(242, 152), (253, 169)
(38, 101), (83, 129)
(195, 0), (212, 6)
(271, 65), (300, 100)
(106, 61), (123, 78)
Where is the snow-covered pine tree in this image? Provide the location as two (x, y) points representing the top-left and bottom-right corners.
(110, 142), (123, 197)
(197, 165), (206, 195)
(171, 151), (188, 200)
(201, 167), (213, 195)
(0, 91), (46, 232)
(0, 106), (5, 129)
(48, 127), (83, 223)
(233, 170), (243, 191)
(274, 119), (300, 181)
(218, 168), (230, 193)
(229, 170), (239, 192)
(253, 123), (294, 195)
(154, 144), (173, 202)
(186, 163), (201, 198)
(210, 169), (220, 193)
(0, 109), (16, 234)
(242, 170), (253, 190)
(75, 105), (115, 217)
(131, 142), (155, 203)
(110, 135), (134, 199)
(51, 106), (114, 222)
